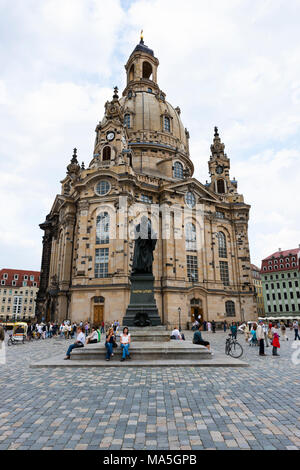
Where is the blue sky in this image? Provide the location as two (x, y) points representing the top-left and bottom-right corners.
(0, 0), (299, 271)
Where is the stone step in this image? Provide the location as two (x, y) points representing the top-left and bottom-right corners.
(30, 355), (249, 368)
(71, 341), (212, 361)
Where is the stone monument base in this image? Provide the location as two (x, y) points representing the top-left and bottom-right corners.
(123, 274), (161, 327)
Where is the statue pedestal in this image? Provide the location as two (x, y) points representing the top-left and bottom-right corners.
(123, 274), (162, 327)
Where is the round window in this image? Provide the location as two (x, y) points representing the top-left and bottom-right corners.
(95, 180), (111, 196)
(185, 191), (196, 208)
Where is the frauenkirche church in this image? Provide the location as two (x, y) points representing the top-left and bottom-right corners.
(36, 36), (256, 327)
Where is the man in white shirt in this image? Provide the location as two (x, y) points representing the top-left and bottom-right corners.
(256, 321), (266, 356)
(64, 327), (85, 360)
(171, 327), (185, 340)
(171, 327), (181, 339)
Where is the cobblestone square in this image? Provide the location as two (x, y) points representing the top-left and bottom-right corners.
(0, 330), (299, 450)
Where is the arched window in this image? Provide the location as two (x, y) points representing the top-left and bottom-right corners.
(96, 212), (110, 244)
(173, 161), (183, 179)
(217, 179), (225, 193)
(129, 64), (134, 81)
(218, 232), (227, 258)
(124, 113), (131, 128)
(164, 116), (170, 132)
(225, 301), (235, 317)
(190, 298), (201, 306)
(142, 61), (152, 79)
(185, 223), (197, 251)
(102, 146), (111, 161)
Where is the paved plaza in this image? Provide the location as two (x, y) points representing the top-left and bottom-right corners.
(0, 330), (299, 450)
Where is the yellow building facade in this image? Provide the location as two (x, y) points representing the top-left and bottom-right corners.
(36, 39), (256, 328)
(251, 264), (265, 317)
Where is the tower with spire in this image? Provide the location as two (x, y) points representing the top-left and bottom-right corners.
(207, 127), (242, 202)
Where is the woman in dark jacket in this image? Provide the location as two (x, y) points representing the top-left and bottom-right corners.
(105, 328), (116, 361)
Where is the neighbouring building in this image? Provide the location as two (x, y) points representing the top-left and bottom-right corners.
(251, 264), (265, 317)
(36, 37), (256, 327)
(0, 269), (40, 321)
(260, 247), (300, 317)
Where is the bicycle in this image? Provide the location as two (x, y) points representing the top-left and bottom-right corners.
(225, 334), (243, 358)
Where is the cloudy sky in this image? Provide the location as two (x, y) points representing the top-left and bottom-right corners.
(0, 0), (299, 271)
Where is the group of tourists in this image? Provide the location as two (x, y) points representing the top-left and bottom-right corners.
(30, 316), (300, 362)
(64, 324), (131, 362)
(241, 319), (299, 356)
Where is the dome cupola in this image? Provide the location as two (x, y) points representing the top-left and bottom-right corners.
(124, 31), (160, 94)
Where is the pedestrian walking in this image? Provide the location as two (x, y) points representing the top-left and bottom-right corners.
(223, 321), (227, 332)
(211, 320), (216, 333)
(272, 331), (280, 356)
(207, 321), (211, 332)
(263, 323), (269, 347)
(250, 323), (258, 346)
(293, 320), (300, 340)
(257, 321), (266, 356)
(280, 322), (288, 341)
(230, 322), (237, 339)
(101, 321), (105, 334)
(244, 323), (250, 342)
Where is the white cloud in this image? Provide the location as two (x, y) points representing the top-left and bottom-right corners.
(0, 0), (299, 270)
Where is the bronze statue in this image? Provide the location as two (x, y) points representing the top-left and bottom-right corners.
(132, 216), (157, 274)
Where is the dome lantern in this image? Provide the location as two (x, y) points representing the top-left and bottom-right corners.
(124, 34), (159, 88)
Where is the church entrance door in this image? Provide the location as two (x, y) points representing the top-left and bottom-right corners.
(94, 305), (104, 325)
(190, 305), (204, 323)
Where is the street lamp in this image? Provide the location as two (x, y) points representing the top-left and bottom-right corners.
(178, 307), (181, 331)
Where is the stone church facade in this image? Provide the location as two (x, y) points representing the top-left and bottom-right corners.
(36, 38), (256, 328)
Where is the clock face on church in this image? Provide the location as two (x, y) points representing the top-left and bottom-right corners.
(216, 165), (223, 174)
(107, 131), (115, 142)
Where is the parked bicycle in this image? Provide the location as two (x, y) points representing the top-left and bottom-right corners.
(225, 333), (243, 358)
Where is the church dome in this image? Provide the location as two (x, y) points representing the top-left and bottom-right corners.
(97, 38), (193, 178)
(119, 92), (189, 155)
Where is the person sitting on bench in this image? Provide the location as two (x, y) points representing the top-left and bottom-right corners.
(170, 326), (185, 341)
(64, 327), (85, 359)
(86, 326), (98, 344)
(193, 326), (210, 350)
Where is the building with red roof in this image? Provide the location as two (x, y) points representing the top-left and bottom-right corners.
(0, 269), (40, 320)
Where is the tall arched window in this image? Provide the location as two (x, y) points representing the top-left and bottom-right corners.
(173, 161), (183, 179)
(218, 232), (227, 258)
(185, 223), (197, 251)
(225, 301), (235, 317)
(129, 64), (134, 81)
(217, 179), (225, 193)
(102, 146), (111, 161)
(124, 113), (131, 128)
(164, 116), (170, 132)
(142, 61), (152, 79)
(96, 212), (110, 244)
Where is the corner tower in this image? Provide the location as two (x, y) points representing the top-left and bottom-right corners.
(207, 127), (243, 203)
